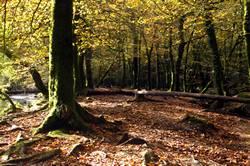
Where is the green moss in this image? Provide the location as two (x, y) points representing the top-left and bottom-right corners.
(181, 114), (217, 132)
(237, 92), (250, 98)
(47, 130), (71, 139)
(182, 114), (207, 124)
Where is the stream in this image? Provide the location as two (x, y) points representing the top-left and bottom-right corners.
(9, 93), (37, 104)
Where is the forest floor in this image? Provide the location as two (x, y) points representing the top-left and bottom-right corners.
(0, 92), (249, 165)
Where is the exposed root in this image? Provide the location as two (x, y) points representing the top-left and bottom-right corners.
(128, 94), (147, 102)
(180, 114), (218, 134)
(0, 103), (48, 125)
(0, 149), (60, 165)
(0, 136), (44, 161)
(0, 90), (16, 113)
(34, 102), (110, 134)
(67, 143), (84, 156)
(0, 125), (25, 135)
(117, 133), (147, 145)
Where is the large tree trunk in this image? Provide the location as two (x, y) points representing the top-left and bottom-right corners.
(35, 0), (102, 133)
(35, 0), (75, 133)
(244, 0), (250, 79)
(204, 12), (224, 95)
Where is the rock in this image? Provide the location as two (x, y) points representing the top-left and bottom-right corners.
(142, 150), (159, 166)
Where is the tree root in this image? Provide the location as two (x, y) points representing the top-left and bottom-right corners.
(34, 101), (108, 134)
(117, 132), (147, 145)
(0, 149), (60, 165)
(0, 90), (16, 113)
(0, 103), (48, 125)
(67, 143), (84, 156)
(0, 136), (45, 161)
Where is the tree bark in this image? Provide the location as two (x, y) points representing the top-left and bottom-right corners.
(169, 28), (175, 91)
(0, 90), (16, 112)
(122, 50), (127, 88)
(35, 0), (75, 133)
(142, 30), (154, 90)
(175, 15), (186, 91)
(85, 47), (94, 89)
(244, 0), (250, 79)
(131, 26), (139, 89)
(29, 67), (48, 97)
(156, 43), (161, 89)
(204, 12), (224, 95)
(183, 26), (195, 92)
(35, 0), (102, 133)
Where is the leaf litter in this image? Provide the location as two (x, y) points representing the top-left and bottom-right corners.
(0, 94), (249, 165)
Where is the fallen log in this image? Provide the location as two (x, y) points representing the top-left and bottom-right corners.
(137, 90), (250, 104)
(86, 88), (135, 96)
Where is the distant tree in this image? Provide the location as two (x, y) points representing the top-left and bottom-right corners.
(243, 0), (250, 79)
(204, 12), (224, 95)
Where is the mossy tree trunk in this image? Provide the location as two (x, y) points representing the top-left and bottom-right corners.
(35, 0), (102, 133)
(204, 12), (224, 95)
(244, 0), (250, 79)
(35, 0), (74, 133)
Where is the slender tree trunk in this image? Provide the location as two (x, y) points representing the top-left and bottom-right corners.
(244, 0), (250, 79)
(79, 52), (86, 90)
(29, 67), (48, 97)
(204, 12), (224, 95)
(183, 27), (195, 92)
(138, 31), (142, 90)
(73, 42), (81, 93)
(142, 31), (153, 90)
(122, 50), (127, 88)
(3, 0), (7, 53)
(85, 48), (94, 89)
(156, 43), (161, 89)
(131, 26), (139, 89)
(169, 28), (175, 91)
(175, 15), (186, 91)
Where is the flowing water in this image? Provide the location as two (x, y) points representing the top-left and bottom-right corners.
(9, 93), (37, 104)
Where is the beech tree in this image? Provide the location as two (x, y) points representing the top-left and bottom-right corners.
(35, 0), (102, 133)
